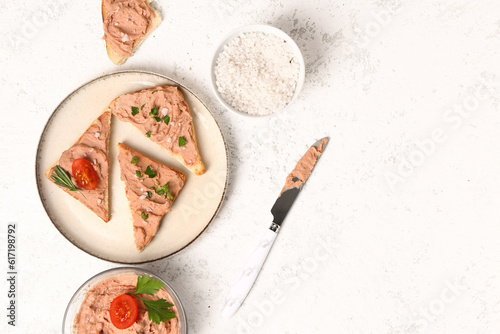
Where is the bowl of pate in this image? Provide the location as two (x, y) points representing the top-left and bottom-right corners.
(63, 267), (187, 334)
(211, 24), (305, 117)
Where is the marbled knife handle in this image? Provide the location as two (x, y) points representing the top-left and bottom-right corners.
(221, 228), (278, 318)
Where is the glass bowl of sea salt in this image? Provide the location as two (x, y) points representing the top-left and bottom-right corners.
(211, 24), (305, 117)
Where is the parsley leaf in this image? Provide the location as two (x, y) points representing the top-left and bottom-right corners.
(141, 212), (149, 220)
(147, 191), (152, 198)
(141, 104), (146, 110)
(135, 275), (164, 295)
(153, 116), (161, 122)
(131, 106), (139, 116)
(179, 136), (186, 147)
(140, 298), (176, 324)
(146, 131), (151, 137)
(145, 166), (156, 178)
(162, 115), (170, 125)
(125, 275), (177, 326)
(136, 170), (142, 178)
(149, 107), (159, 116)
(131, 156), (139, 164)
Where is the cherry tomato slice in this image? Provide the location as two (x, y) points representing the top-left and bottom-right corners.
(72, 158), (98, 190)
(109, 294), (138, 329)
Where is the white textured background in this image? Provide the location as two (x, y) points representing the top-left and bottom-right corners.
(2, 0), (500, 333)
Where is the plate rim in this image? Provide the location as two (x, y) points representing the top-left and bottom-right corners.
(35, 70), (228, 264)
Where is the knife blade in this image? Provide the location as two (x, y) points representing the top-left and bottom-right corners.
(221, 137), (330, 318)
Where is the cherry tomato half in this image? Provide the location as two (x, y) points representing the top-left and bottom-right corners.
(72, 158), (98, 190)
(109, 294), (139, 329)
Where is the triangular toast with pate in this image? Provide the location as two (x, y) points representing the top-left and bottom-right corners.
(45, 111), (111, 222)
(101, 0), (162, 65)
(117, 143), (186, 251)
(109, 85), (206, 175)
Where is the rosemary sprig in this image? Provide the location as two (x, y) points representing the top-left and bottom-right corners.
(50, 165), (83, 196)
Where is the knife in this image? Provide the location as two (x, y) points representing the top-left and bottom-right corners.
(221, 137), (330, 318)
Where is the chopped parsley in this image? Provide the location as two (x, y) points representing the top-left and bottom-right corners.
(141, 212), (149, 220)
(149, 107), (158, 116)
(145, 166), (156, 178)
(179, 136), (186, 147)
(131, 156), (139, 164)
(131, 106), (139, 116)
(154, 182), (173, 200)
(153, 116), (161, 123)
(141, 104), (146, 110)
(146, 131), (151, 137)
(147, 191), (152, 198)
(136, 170), (142, 178)
(162, 115), (170, 125)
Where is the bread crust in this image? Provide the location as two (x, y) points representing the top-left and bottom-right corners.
(117, 143), (186, 251)
(45, 111), (111, 222)
(108, 85), (206, 175)
(101, 0), (162, 65)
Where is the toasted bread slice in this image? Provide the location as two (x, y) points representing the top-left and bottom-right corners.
(101, 0), (162, 65)
(109, 85), (206, 175)
(117, 143), (186, 251)
(45, 111), (111, 222)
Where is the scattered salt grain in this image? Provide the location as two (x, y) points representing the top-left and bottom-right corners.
(121, 32), (130, 43)
(139, 192), (148, 200)
(161, 108), (168, 117)
(97, 199), (102, 205)
(214, 32), (300, 116)
(94, 132), (100, 138)
(89, 148), (94, 153)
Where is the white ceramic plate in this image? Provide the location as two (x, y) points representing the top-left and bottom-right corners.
(36, 71), (227, 263)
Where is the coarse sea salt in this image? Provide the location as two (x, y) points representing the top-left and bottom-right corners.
(214, 32), (300, 116)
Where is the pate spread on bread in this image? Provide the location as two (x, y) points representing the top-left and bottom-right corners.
(45, 111), (111, 222)
(109, 86), (206, 175)
(102, 0), (161, 65)
(117, 143), (186, 251)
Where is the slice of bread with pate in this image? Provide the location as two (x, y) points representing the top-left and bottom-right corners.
(109, 85), (206, 175)
(45, 111), (111, 222)
(101, 0), (162, 65)
(117, 143), (186, 251)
